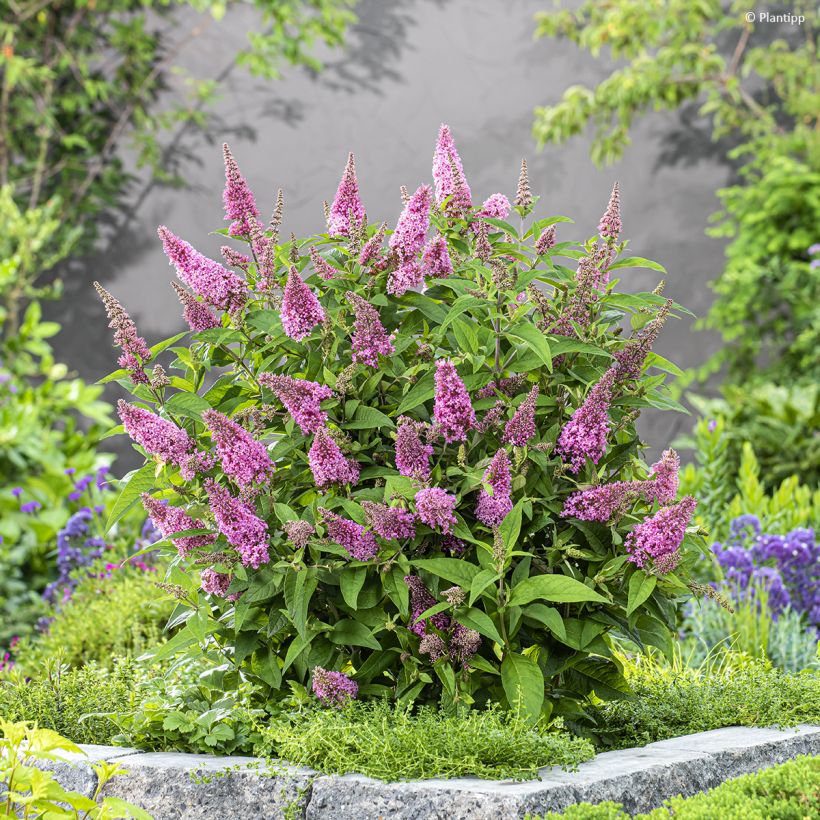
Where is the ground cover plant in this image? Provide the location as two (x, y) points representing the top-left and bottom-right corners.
(532, 753), (820, 819)
(96, 125), (707, 728)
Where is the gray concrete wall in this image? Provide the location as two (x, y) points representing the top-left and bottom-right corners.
(50, 0), (728, 470)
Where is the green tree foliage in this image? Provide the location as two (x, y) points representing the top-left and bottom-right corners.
(531, 0), (820, 390)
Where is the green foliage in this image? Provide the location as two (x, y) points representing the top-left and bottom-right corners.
(592, 650), (820, 749)
(110, 656), (266, 755)
(0, 718), (151, 819)
(679, 421), (820, 539)
(15, 563), (174, 672)
(0, 0), (355, 328)
(0, 659), (139, 748)
(533, 754), (820, 819)
(532, 0), (820, 418)
(109, 146), (706, 723)
(259, 701), (595, 781)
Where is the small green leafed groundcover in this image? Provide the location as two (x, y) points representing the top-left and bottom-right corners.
(529, 754), (820, 819)
(258, 701), (594, 781)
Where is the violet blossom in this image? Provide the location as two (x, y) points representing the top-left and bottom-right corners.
(258, 373), (333, 435)
(312, 666), (358, 707)
(205, 479), (270, 569)
(203, 409), (273, 488)
(625, 496), (697, 574)
(328, 152), (365, 237)
(346, 291), (395, 366)
(432, 124), (472, 212)
(414, 487), (457, 534)
(433, 360), (475, 443)
(309, 428), (360, 488)
(502, 385), (539, 446)
(395, 417), (434, 480)
(475, 449), (513, 528)
(94, 282), (152, 385)
(222, 143), (260, 237)
(320, 509), (379, 560)
(280, 266), (326, 341)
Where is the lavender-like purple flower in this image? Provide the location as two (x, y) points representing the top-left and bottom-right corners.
(200, 569), (232, 597)
(171, 282), (220, 332)
(94, 282), (152, 385)
(361, 500), (416, 541)
(309, 428), (360, 488)
(556, 367), (616, 473)
(258, 373), (333, 435)
(415, 487), (457, 534)
(387, 258), (425, 296)
(625, 496), (697, 574)
(395, 417), (434, 480)
(433, 360), (475, 443)
(158, 226), (247, 314)
(141, 493), (215, 556)
(422, 234), (454, 279)
(389, 184), (432, 262)
(320, 508), (379, 561)
(404, 574), (450, 636)
(21, 501), (42, 514)
(476, 193), (511, 221)
(309, 247), (340, 281)
(222, 143), (260, 237)
(598, 182), (622, 241)
(475, 449), (513, 528)
(280, 266), (326, 341)
(283, 520), (315, 549)
(328, 153), (365, 237)
(502, 385), (539, 446)
(643, 449), (679, 505)
(561, 481), (639, 523)
(312, 667), (358, 707)
(432, 124), (472, 212)
(203, 409), (273, 488)
(205, 479), (270, 569)
(535, 226), (556, 255)
(346, 291), (395, 366)
(358, 222), (386, 266)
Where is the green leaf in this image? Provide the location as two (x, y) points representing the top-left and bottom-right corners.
(547, 338), (612, 359)
(507, 322), (552, 372)
(149, 332), (189, 357)
(501, 652), (544, 725)
(330, 619), (381, 650)
(439, 295), (486, 331)
(508, 574), (608, 606)
(340, 567), (367, 609)
(469, 568), (499, 607)
(627, 570), (657, 617)
(397, 369), (435, 414)
(412, 557), (481, 588)
(344, 405), (395, 429)
(498, 498), (525, 555)
(522, 604), (566, 640)
(454, 607), (504, 645)
(164, 392), (211, 420)
(106, 463), (157, 532)
(273, 503), (298, 524)
(608, 256), (667, 274)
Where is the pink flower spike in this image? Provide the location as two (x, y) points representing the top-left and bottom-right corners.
(118, 401), (199, 477)
(361, 500), (416, 541)
(258, 373), (333, 435)
(346, 291), (395, 366)
(625, 496), (697, 574)
(94, 283), (152, 386)
(309, 247), (340, 281)
(477, 193), (511, 221)
(141, 493), (215, 556)
(203, 409), (273, 488)
(171, 282), (220, 332)
(387, 258), (425, 296)
(561, 481), (640, 523)
(422, 234), (453, 279)
(404, 575), (450, 636)
(414, 487), (457, 534)
(643, 449), (680, 505)
(535, 226), (556, 255)
(475, 449), (513, 527)
(222, 143), (260, 237)
(433, 360), (475, 443)
(432, 124), (472, 212)
(389, 184), (432, 262)
(309, 428), (360, 488)
(280, 266), (325, 341)
(395, 417), (434, 481)
(328, 152), (365, 237)
(502, 385), (539, 446)
(320, 508), (379, 561)
(598, 182), (622, 241)
(200, 568), (232, 597)
(312, 667), (358, 707)
(205, 479), (269, 569)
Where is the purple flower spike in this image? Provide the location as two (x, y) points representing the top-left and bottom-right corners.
(312, 666), (358, 707)
(205, 479), (269, 569)
(405, 574), (450, 636)
(432, 124), (472, 213)
(433, 360), (475, 443)
(626, 496), (697, 574)
(389, 184), (432, 262)
(422, 234), (453, 279)
(328, 152), (365, 237)
(475, 449), (513, 528)
(280, 266), (325, 341)
(309, 428), (360, 488)
(395, 417), (434, 481)
(142, 493), (215, 556)
(258, 373), (333, 435)
(320, 508), (379, 561)
(222, 143), (259, 237)
(598, 182), (622, 241)
(346, 291), (395, 366)
(502, 385), (539, 446)
(203, 409), (273, 488)
(415, 487), (457, 534)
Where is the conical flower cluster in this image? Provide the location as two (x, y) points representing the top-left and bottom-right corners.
(502, 385), (539, 446)
(346, 291), (395, 366)
(432, 124), (472, 212)
(95, 283), (152, 385)
(118, 401), (198, 477)
(422, 234), (453, 279)
(141, 493), (215, 555)
(361, 500), (416, 540)
(203, 409), (273, 488)
(258, 373), (333, 435)
(625, 496), (697, 574)
(414, 487), (457, 534)
(222, 143), (259, 237)
(475, 449), (513, 527)
(328, 152), (365, 237)
(404, 574), (450, 636)
(395, 417), (434, 480)
(171, 282), (220, 332)
(310, 247), (340, 281)
(312, 667), (358, 706)
(205, 479), (269, 569)
(320, 509), (379, 560)
(598, 182), (622, 241)
(433, 360), (475, 442)
(280, 266), (325, 341)
(309, 428), (360, 488)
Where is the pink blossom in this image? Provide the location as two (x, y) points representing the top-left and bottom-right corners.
(205, 479), (269, 569)
(432, 124), (472, 212)
(312, 667), (358, 707)
(535, 226), (556, 255)
(200, 569), (232, 597)
(280, 266), (325, 341)
(141, 493), (215, 555)
(556, 367), (616, 473)
(222, 143), (259, 237)
(415, 487), (457, 534)
(405, 574), (450, 636)
(626, 496), (697, 574)
(309, 428), (360, 488)
(328, 152), (365, 237)
(598, 182), (622, 241)
(561, 481), (639, 523)
(221, 245), (250, 271)
(346, 291), (395, 366)
(422, 234), (453, 279)
(395, 417), (434, 480)
(203, 409), (273, 488)
(320, 508), (379, 560)
(258, 373), (333, 435)
(643, 449), (680, 505)
(613, 300), (672, 382)
(502, 385), (539, 446)
(310, 247), (340, 281)
(171, 282), (220, 332)
(358, 222), (386, 266)
(476, 193), (511, 221)
(118, 401), (199, 477)
(475, 449), (513, 527)
(158, 226), (247, 313)
(387, 258), (425, 296)
(284, 520), (315, 549)
(361, 501), (416, 540)
(94, 283), (152, 385)
(389, 184), (432, 261)
(433, 360), (475, 443)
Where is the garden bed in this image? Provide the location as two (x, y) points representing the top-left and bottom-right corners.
(44, 725), (820, 819)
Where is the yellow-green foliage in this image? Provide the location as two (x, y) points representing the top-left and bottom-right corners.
(0, 718), (152, 819)
(531, 754), (820, 819)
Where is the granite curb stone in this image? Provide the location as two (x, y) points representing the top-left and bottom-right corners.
(46, 724), (820, 819)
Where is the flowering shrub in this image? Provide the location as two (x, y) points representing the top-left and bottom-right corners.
(99, 126), (704, 723)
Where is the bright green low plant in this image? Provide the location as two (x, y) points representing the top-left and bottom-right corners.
(532, 754), (820, 819)
(0, 718), (152, 819)
(99, 125), (707, 725)
(260, 700), (595, 781)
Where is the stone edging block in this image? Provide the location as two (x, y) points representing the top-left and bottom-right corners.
(45, 724), (820, 819)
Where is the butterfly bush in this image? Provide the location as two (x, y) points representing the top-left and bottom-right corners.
(97, 127), (705, 722)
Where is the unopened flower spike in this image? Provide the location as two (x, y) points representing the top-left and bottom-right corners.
(598, 181), (622, 242)
(94, 282), (152, 385)
(515, 158), (533, 211)
(222, 143), (260, 237)
(432, 124), (472, 213)
(310, 246), (340, 281)
(269, 188), (284, 244)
